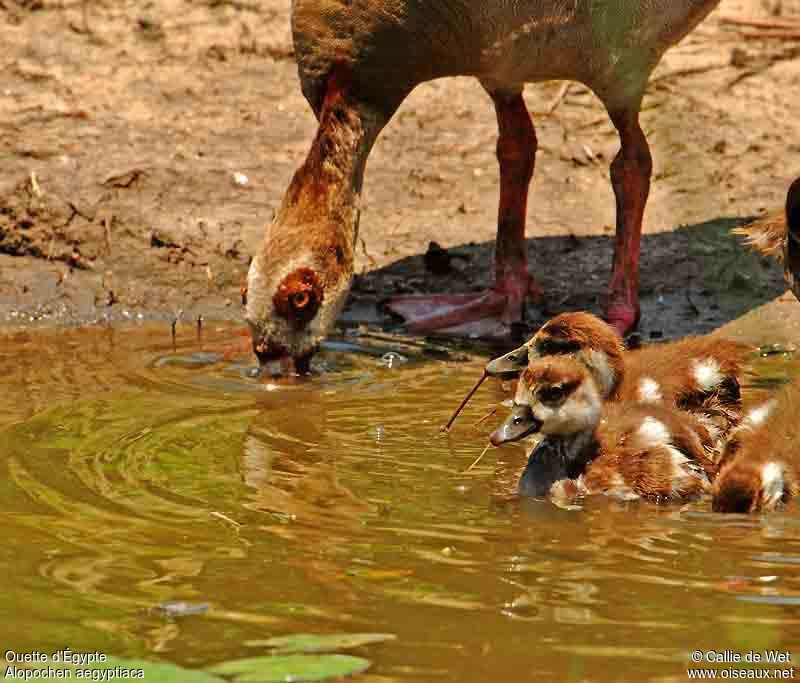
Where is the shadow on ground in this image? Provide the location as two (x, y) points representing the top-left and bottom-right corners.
(344, 216), (788, 344)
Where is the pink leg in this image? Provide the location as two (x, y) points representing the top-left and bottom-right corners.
(605, 107), (652, 337)
(387, 91), (540, 336)
(493, 90), (542, 319)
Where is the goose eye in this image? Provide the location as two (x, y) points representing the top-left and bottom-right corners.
(291, 291), (310, 310)
(272, 267), (324, 325)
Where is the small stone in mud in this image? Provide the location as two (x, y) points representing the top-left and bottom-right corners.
(137, 16), (164, 41)
(424, 241), (452, 275)
(378, 351), (408, 368)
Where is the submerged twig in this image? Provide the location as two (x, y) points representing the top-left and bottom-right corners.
(463, 442), (493, 473)
(474, 406), (498, 428)
(171, 309), (183, 346)
(441, 372), (487, 432)
(211, 511), (242, 528)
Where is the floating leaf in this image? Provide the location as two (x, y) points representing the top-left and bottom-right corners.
(103, 657), (224, 682)
(208, 654), (370, 682)
(153, 601), (210, 618)
(249, 633), (396, 653)
(18, 656), (223, 683)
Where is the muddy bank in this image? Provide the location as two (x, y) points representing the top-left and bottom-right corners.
(1, 0), (798, 342)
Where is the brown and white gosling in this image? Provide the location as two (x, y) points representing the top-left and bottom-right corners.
(484, 311), (750, 457)
(711, 377), (800, 513)
(490, 355), (718, 503)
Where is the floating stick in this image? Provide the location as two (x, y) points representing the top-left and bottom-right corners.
(463, 442), (493, 473)
(474, 406), (498, 427)
(441, 372), (487, 432)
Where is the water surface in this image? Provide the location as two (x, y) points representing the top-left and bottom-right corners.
(1, 322), (799, 682)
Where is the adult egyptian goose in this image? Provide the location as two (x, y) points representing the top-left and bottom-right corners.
(734, 175), (800, 301)
(484, 311), (749, 452)
(244, 0), (722, 370)
(711, 379), (799, 513)
(490, 356), (716, 502)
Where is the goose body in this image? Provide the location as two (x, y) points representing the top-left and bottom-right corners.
(291, 1), (717, 109)
(245, 0), (721, 369)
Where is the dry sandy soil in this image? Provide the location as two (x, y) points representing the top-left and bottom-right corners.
(1, 0), (799, 345)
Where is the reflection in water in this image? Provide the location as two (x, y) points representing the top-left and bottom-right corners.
(0, 323), (799, 681)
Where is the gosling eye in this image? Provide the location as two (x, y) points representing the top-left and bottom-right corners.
(537, 338), (582, 355)
(539, 384), (568, 404)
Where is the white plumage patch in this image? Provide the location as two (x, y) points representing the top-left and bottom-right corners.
(760, 462), (785, 509)
(746, 401), (776, 428)
(638, 416), (671, 446)
(637, 377), (663, 403)
(692, 358), (723, 391)
(549, 477), (586, 501)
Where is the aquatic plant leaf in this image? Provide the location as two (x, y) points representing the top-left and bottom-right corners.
(103, 657), (225, 682)
(17, 656), (223, 682)
(208, 654), (371, 681)
(251, 632), (396, 653)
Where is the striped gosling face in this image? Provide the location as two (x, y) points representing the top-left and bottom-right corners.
(516, 357), (602, 437)
(483, 312), (624, 397)
(527, 313), (624, 399)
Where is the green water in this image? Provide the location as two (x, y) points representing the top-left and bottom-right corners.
(0, 323), (799, 682)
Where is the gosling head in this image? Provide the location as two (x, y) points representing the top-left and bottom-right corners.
(490, 356), (602, 445)
(485, 312), (625, 399)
